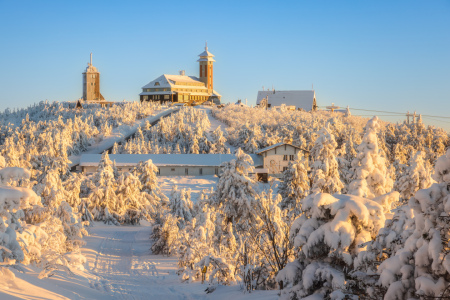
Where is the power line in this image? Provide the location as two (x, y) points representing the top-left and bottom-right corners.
(317, 106), (450, 119)
(349, 108), (404, 115)
(422, 116), (450, 124)
(352, 114), (404, 117)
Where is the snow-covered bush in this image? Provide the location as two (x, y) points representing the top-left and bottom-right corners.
(0, 167), (31, 185)
(0, 185), (40, 263)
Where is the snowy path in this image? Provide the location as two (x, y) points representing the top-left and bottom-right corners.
(84, 224), (207, 300)
(0, 222), (277, 300)
(69, 108), (177, 168)
(195, 106), (236, 153)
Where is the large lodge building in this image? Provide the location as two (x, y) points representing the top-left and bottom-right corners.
(139, 44), (221, 105)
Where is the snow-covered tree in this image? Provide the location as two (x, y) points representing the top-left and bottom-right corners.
(348, 116), (393, 199)
(358, 149), (450, 299)
(169, 186), (193, 228)
(279, 153), (310, 212)
(310, 124), (344, 194)
(212, 148), (255, 222)
(88, 152), (119, 223)
(277, 192), (392, 299)
(396, 151), (433, 201)
(150, 213), (179, 256)
(211, 126), (227, 154)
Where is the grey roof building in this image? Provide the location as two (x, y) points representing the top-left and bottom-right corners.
(256, 90), (317, 111)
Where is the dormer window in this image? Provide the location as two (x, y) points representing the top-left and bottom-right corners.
(154, 82), (160, 86)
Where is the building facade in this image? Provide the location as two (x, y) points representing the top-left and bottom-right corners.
(79, 154), (262, 176)
(140, 44), (221, 105)
(256, 143), (305, 175)
(82, 53), (105, 102)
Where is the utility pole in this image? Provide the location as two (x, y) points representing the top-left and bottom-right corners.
(406, 111), (414, 124)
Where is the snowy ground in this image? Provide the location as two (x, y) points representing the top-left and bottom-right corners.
(159, 175), (218, 200)
(0, 223), (278, 300)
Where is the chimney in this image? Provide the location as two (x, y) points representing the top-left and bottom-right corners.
(179, 70), (185, 76)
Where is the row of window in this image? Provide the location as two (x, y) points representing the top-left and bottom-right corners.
(158, 167), (219, 175)
(143, 95), (171, 101)
(283, 155), (295, 161)
(145, 88), (206, 93)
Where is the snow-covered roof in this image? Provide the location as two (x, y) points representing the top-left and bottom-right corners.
(139, 91), (175, 96)
(142, 75), (206, 90)
(255, 143), (304, 154)
(256, 90), (316, 111)
(197, 45), (215, 62)
(80, 154), (263, 167)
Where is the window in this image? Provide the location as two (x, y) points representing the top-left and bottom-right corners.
(157, 168), (160, 175)
(164, 95), (170, 100)
(154, 82), (160, 86)
(199, 168), (203, 175)
(283, 155), (288, 161)
(171, 168), (175, 172)
(289, 155), (295, 161)
(185, 168), (189, 175)
(283, 167), (288, 172)
(215, 167), (219, 175)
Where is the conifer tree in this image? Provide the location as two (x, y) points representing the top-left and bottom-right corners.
(279, 153), (310, 212)
(396, 151), (433, 201)
(348, 117), (393, 199)
(310, 124), (343, 194)
(213, 148), (255, 222)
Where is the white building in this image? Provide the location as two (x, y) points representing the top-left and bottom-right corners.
(256, 90), (317, 111)
(79, 143), (305, 179)
(79, 153), (263, 176)
(256, 143), (305, 175)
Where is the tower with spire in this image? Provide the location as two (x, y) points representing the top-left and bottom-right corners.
(82, 53), (105, 102)
(197, 42), (215, 92)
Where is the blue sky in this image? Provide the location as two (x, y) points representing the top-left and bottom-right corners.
(0, 0), (449, 129)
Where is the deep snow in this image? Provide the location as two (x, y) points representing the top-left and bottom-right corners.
(0, 222), (278, 300)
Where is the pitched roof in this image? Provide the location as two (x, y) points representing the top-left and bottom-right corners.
(80, 154), (263, 167)
(255, 143), (304, 154)
(197, 48), (215, 62)
(141, 74), (206, 89)
(256, 90), (316, 111)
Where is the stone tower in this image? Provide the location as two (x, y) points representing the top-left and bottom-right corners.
(82, 53), (104, 101)
(197, 43), (215, 92)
